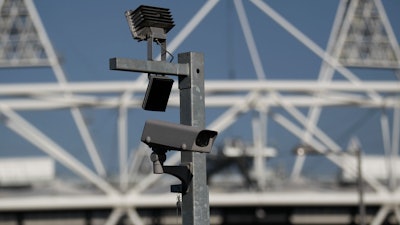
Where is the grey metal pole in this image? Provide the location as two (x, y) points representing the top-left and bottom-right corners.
(357, 149), (366, 225)
(178, 52), (210, 225)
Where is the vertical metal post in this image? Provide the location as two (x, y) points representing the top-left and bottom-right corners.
(178, 52), (209, 225)
(147, 37), (153, 61)
(357, 149), (366, 225)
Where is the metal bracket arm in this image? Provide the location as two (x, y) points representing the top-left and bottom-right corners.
(163, 163), (193, 194)
(109, 58), (189, 76)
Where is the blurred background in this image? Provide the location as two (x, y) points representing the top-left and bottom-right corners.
(0, 0), (399, 224)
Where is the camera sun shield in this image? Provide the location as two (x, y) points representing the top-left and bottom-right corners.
(142, 75), (174, 111)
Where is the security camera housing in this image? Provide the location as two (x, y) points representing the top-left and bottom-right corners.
(141, 120), (218, 153)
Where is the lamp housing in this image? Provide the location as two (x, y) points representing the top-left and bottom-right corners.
(125, 5), (175, 41)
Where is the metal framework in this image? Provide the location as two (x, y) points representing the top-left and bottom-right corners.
(0, 0), (399, 224)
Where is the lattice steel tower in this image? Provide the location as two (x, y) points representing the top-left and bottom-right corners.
(337, 0), (400, 68)
(0, 0), (49, 67)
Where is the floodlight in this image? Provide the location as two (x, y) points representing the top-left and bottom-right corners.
(125, 5), (174, 60)
(125, 5), (176, 111)
(292, 144), (317, 156)
(125, 5), (175, 42)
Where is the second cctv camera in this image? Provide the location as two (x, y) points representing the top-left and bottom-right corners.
(141, 120), (218, 153)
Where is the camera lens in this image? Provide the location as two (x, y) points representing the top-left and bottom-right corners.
(196, 131), (211, 147)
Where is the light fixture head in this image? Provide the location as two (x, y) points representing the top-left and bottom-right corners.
(293, 143), (315, 156)
(125, 5), (175, 41)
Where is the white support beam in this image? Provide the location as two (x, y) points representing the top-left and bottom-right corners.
(207, 91), (258, 132)
(128, 143), (149, 182)
(380, 110), (392, 156)
(252, 109), (268, 190)
(0, 106), (118, 196)
(118, 92), (131, 192)
(370, 205), (391, 225)
(250, 0), (382, 102)
(271, 92), (342, 151)
(71, 107), (106, 177)
(272, 112), (387, 193)
(127, 208), (145, 225)
(272, 113), (328, 152)
(302, 0), (349, 152)
(105, 208), (124, 225)
(24, 0), (64, 83)
(316, 0), (347, 82)
(234, 0), (266, 80)
(291, 156), (306, 180)
(25, 0), (106, 178)
(0, 90), (398, 110)
(0, 80), (400, 96)
(394, 206), (400, 224)
(0, 192), (399, 210)
(392, 105), (400, 189)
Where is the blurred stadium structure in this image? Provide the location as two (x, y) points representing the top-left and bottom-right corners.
(0, 0), (400, 224)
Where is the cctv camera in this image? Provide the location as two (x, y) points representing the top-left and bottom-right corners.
(141, 120), (218, 153)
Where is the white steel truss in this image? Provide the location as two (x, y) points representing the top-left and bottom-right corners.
(0, 0), (399, 224)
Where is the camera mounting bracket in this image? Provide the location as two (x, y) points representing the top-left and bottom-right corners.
(164, 163), (192, 194)
(150, 152), (193, 194)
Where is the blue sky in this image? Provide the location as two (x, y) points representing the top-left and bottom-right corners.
(3, 1), (399, 81)
(1, 1), (399, 177)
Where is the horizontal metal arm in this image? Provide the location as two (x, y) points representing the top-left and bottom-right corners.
(109, 58), (189, 76)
